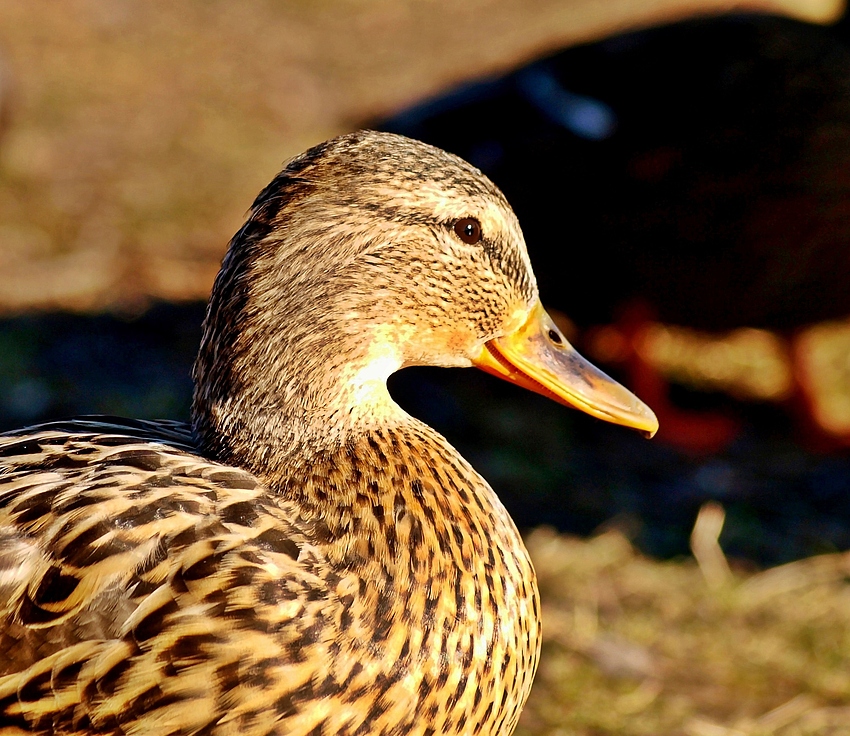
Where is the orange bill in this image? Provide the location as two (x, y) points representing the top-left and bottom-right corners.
(474, 301), (658, 437)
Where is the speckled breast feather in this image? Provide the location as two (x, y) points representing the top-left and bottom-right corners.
(0, 416), (539, 735)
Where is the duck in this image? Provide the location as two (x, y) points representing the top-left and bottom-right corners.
(0, 130), (657, 736)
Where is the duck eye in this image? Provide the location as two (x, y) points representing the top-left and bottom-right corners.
(547, 329), (564, 346)
(453, 217), (482, 245)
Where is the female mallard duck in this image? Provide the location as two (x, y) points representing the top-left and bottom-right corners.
(0, 131), (657, 736)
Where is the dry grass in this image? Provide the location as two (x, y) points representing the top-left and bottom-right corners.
(520, 507), (850, 735)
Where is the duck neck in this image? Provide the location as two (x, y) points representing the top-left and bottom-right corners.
(193, 326), (533, 583)
(190, 212), (433, 477)
(192, 320), (410, 482)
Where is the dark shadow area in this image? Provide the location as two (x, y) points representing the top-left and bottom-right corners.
(391, 367), (850, 566)
(0, 303), (202, 428)
(1, 303), (849, 567)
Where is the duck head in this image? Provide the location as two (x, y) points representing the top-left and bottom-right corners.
(192, 131), (657, 469)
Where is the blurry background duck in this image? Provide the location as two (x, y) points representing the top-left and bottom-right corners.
(380, 13), (850, 455)
(0, 131), (657, 735)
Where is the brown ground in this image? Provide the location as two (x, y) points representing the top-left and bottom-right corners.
(0, 0), (841, 313)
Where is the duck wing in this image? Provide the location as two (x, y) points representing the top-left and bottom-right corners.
(0, 418), (334, 733)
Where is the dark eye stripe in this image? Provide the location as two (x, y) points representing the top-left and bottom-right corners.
(453, 217), (482, 245)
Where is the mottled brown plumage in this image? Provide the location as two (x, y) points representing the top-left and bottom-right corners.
(0, 131), (655, 735)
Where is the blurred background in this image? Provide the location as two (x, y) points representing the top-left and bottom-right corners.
(2, 0), (850, 732)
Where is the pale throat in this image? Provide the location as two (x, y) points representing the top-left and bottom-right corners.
(231, 316), (480, 463)
(341, 341), (405, 428)
(322, 319), (450, 431)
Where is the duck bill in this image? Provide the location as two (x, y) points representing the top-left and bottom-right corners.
(473, 302), (658, 437)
